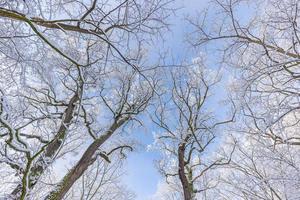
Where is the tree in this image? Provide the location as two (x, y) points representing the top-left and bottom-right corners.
(0, 0), (172, 199)
(150, 60), (235, 200)
(188, 0), (300, 199)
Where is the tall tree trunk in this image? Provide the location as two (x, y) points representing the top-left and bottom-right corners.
(178, 143), (193, 200)
(45, 116), (128, 200)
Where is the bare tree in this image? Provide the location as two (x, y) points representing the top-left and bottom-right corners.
(45, 70), (156, 200)
(187, 0), (300, 199)
(151, 60), (235, 200)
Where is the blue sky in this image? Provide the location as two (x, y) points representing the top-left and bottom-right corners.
(122, 1), (211, 199)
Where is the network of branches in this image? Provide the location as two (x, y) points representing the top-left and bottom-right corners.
(0, 0), (299, 200)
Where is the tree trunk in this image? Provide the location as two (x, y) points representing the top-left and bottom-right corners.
(45, 116), (128, 200)
(11, 94), (79, 199)
(178, 143), (193, 200)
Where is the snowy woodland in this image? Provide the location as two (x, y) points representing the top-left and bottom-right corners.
(0, 0), (300, 199)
